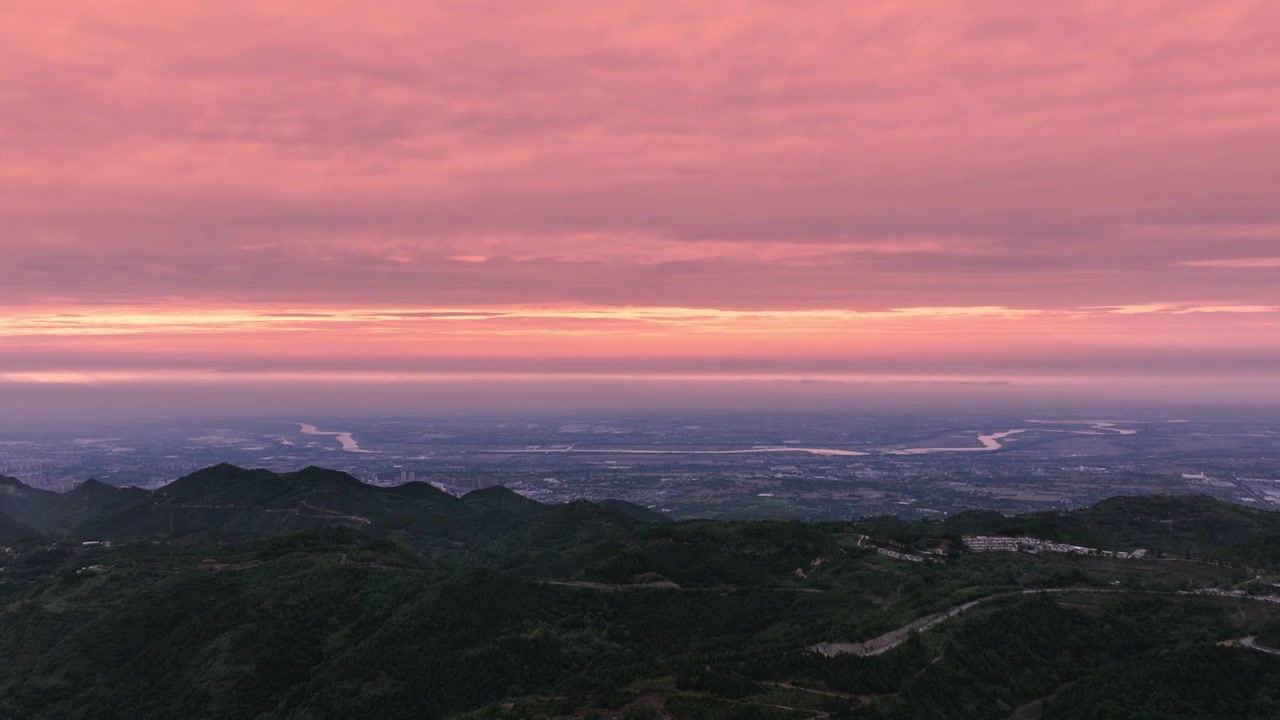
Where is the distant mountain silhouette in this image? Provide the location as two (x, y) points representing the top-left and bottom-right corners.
(462, 485), (550, 516)
(45, 479), (150, 535)
(0, 465), (667, 542)
(0, 474), (59, 528)
(7, 465), (1270, 567)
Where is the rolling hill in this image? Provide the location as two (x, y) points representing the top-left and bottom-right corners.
(0, 465), (666, 546)
(2, 465), (1280, 719)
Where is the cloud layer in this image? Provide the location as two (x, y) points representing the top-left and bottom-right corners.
(2, 1), (1278, 384)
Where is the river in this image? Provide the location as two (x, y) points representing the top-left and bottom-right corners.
(887, 421), (1139, 454)
(887, 429), (1030, 455)
(296, 423), (373, 453)
(489, 446), (869, 457)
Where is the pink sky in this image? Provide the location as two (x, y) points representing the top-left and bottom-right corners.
(2, 1), (1278, 390)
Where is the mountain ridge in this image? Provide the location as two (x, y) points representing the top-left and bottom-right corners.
(2, 466), (1280, 719)
(2, 466), (1277, 565)
(0, 465), (668, 541)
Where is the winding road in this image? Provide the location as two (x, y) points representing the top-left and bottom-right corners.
(811, 588), (1131, 658)
(1240, 636), (1280, 657)
(813, 587), (1280, 658)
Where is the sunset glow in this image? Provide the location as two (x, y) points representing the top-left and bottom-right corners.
(3, 1), (1278, 391)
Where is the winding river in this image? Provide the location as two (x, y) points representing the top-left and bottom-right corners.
(490, 446), (868, 457)
(887, 421), (1139, 455)
(477, 421), (1141, 458)
(296, 423), (372, 453)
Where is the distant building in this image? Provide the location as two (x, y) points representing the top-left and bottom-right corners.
(876, 547), (929, 563)
(963, 534), (1146, 560)
(962, 535), (1024, 552)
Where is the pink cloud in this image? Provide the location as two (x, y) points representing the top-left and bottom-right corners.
(1, 1), (1278, 382)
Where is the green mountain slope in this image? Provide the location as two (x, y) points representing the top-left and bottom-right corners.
(0, 511), (35, 544)
(1, 507), (1278, 720)
(943, 494), (1280, 565)
(2, 466), (1280, 719)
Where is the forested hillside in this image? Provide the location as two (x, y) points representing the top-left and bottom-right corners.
(2, 465), (1279, 719)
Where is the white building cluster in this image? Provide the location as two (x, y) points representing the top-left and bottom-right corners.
(963, 535), (1147, 559)
(1181, 588), (1280, 604)
(877, 547), (928, 563)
